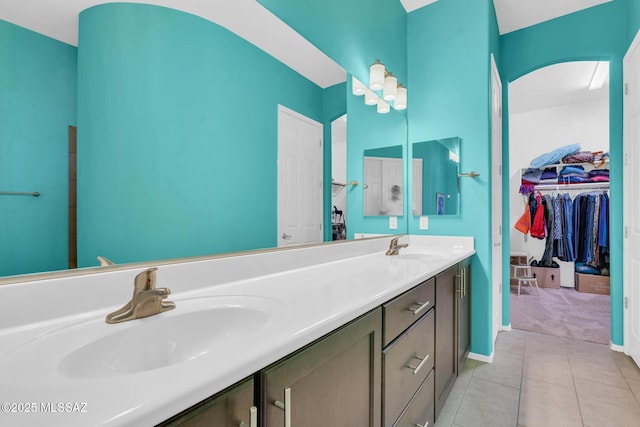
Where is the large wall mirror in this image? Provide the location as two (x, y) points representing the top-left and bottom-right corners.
(363, 145), (404, 216)
(412, 137), (460, 216)
(1, 3), (412, 280)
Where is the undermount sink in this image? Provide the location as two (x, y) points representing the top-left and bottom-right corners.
(0, 295), (282, 382)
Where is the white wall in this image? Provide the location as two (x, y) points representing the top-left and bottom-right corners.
(509, 97), (609, 287)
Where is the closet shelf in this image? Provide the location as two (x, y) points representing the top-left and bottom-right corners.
(534, 182), (610, 192)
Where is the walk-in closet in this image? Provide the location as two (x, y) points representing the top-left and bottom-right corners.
(509, 61), (611, 345)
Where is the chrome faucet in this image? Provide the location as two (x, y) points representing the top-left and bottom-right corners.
(105, 267), (176, 324)
(385, 237), (409, 256)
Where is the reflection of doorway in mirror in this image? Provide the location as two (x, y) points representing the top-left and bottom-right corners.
(436, 192), (445, 215)
(412, 159), (423, 215)
(331, 115), (347, 240)
(364, 156), (403, 216)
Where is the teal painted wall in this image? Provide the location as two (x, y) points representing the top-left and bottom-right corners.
(0, 20), (76, 276)
(627, 0), (640, 46)
(323, 82), (347, 241)
(346, 76), (408, 237)
(500, 1), (627, 345)
(407, 0), (494, 356)
(76, 4), (325, 266)
(258, 0), (407, 88)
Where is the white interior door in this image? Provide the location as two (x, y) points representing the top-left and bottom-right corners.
(277, 105), (323, 247)
(624, 32), (640, 366)
(491, 54), (503, 344)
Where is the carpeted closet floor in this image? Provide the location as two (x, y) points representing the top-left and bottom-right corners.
(510, 286), (610, 345)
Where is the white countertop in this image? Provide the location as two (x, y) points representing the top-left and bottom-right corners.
(0, 235), (474, 426)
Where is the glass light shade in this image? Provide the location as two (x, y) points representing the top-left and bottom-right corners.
(394, 86), (407, 110)
(377, 98), (390, 114)
(383, 75), (398, 101)
(364, 89), (378, 106)
(369, 61), (385, 91)
(352, 77), (366, 96)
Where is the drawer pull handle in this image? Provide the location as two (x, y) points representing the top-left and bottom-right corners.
(407, 354), (430, 375)
(274, 387), (291, 427)
(239, 406), (258, 427)
(415, 420), (429, 427)
(408, 301), (430, 316)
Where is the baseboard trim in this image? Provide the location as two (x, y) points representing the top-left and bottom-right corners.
(502, 324), (512, 331)
(468, 351), (493, 363)
(610, 342), (625, 353)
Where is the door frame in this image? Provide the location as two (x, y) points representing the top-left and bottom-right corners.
(490, 54), (503, 346)
(623, 30), (640, 363)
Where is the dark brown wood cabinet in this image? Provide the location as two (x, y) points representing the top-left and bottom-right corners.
(262, 308), (382, 427)
(158, 256), (472, 427)
(158, 377), (255, 427)
(457, 258), (472, 371)
(434, 265), (457, 420)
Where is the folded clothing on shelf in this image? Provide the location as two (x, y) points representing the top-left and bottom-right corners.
(530, 143), (581, 168)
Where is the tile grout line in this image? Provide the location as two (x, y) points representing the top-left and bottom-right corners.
(566, 340), (587, 427)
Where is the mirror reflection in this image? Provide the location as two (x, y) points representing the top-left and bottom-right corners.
(363, 145), (404, 216)
(412, 137), (460, 216)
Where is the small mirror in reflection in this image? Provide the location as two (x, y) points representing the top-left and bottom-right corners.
(412, 137), (460, 216)
(363, 145), (404, 216)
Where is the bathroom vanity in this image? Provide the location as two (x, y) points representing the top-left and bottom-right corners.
(0, 235), (473, 427)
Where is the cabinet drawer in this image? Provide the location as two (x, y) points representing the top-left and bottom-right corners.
(393, 369), (435, 427)
(383, 309), (435, 427)
(383, 277), (435, 346)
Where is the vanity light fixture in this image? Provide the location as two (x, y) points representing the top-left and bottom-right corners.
(377, 98), (390, 114)
(370, 59), (386, 91)
(357, 60), (408, 113)
(383, 72), (398, 101)
(352, 77), (367, 96)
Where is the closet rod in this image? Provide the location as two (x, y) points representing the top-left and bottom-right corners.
(533, 183), (609, 192)
(0, 191), (40, 197)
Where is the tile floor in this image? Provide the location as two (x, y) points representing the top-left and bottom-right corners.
(435, 329), (640, 427)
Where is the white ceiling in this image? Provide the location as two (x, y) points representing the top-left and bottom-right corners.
(509, 61), (609, 115)
(0, 0), (614, 108)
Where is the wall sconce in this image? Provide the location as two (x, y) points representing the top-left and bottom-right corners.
(352, 60), (408, 114)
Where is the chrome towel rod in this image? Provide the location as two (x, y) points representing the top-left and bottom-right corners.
(0, 191), (40, 197)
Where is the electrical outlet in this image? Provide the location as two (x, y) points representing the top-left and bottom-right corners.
(419, 216), (429, 230)
(389, 216), (398, 230)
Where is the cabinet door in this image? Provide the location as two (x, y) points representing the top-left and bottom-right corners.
(262, 308), (382, 427)
(159, 377), (255, 427)
(434, 265), (457, 420)
(457, 259), (472, 370)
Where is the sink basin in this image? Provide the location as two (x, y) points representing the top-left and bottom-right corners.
(0, 295), (282, 383)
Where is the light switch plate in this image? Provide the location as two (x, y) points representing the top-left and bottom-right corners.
(419, 216), (429, 230)
(389, 216), (398, 230)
